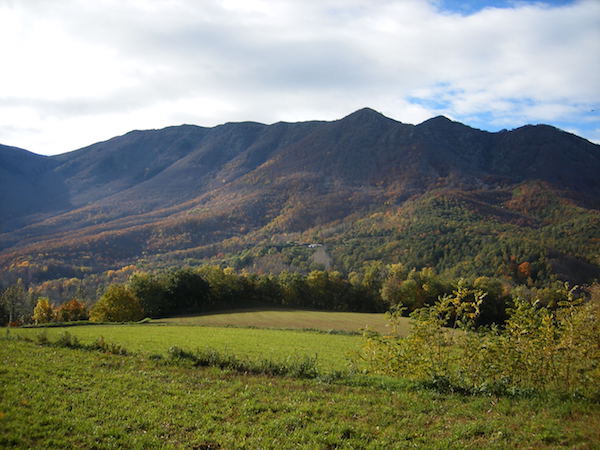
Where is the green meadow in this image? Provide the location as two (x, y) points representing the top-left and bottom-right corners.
(11, 324), (359, 371)
(2, 339), (599, 448)
(11, 309), (403, 372)
(2, 310), (599, 448)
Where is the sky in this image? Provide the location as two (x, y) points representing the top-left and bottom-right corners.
(0, 0), (598, 156)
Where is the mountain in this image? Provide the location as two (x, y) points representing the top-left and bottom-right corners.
(0, 144), (70, 231)
(1, 108), (599, 286)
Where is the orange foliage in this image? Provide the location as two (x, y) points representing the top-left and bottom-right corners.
(55, 298), (88, 322)
(517, 262), (531, 279)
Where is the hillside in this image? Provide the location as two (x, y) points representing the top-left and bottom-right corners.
(1, 108), (599, 286)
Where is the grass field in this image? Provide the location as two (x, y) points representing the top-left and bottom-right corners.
(11, 324), (362, 371)
(156, 308), (397, 335)
(2, 339), (599, 448)
(11, 309), (406, 372)
(4, 309), (599, 447)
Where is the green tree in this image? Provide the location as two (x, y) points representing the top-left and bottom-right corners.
(32, 297), (54, 324)
(89, 284), (144, 322)
(472, 276), (510, 325)
(1, 279), (31, 325)
(381, 263), (409, 307)
(197, 266), (241, 309)
(128, 272), (168, 318)
(381, 267), (450, 313)
(279, 271), (309, 307)
(165, 268), (210, 311)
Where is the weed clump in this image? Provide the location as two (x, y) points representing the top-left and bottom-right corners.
(55, 332), (81, 349)
(17, 331), (130, 356)
(35, 331), (50, 345)
(166, 346), (320, 378)
(92, 336), (128, 355)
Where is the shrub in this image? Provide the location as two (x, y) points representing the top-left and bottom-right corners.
(360, 283), (600, 399)
(35, 330), (50, 345)
(55, 332), (81, 349)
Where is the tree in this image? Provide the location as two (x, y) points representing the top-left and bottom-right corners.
(32, 297), (54, 324)
(196, 266), (244, 309)
(279, 271), (309, 307)
(472, 277), (510, 325)
(55, 298), (88, 322)
(381, 267), (450, 313)
(89, 284), (144, 322)
(165, 268), (210, 312)
(1, 279), (31, 325)
(0, 299), (8, 326)
(381, 263), (408, 307)
(128, 272), (168, 318)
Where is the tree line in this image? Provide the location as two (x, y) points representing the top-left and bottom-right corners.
(2, 263), (593, 326)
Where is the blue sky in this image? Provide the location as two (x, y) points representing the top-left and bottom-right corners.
(439, 0), (575, 15)
(0, 0), (598, 155)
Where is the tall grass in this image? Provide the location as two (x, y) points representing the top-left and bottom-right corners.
(166, 346), (322, 379)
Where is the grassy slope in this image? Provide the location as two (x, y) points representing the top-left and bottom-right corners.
(12, 310), (406, 371)
(11, 325), (361, 371)
(2, 339), (599, 448)
(156, 308), (397, 335)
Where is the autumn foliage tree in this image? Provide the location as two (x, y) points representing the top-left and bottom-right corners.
(32, 297), (54, 324)
(89, 284), (144, 322)
(55, 298), (88, 322)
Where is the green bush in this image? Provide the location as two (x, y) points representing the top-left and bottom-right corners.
(30, 331), (128, 355)
(360, 283), (600, 399)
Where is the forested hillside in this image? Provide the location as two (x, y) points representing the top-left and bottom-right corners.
(1, 108), (599, 292)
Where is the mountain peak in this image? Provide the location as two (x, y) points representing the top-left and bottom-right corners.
(418, 115), (453, 126)
(342, 107), (389, 121)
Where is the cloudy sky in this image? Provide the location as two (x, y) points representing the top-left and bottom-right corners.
(1, 0), (598, 156)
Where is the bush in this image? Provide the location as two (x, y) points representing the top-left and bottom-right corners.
(31, 331), (128, 355)
(92, 336), (128, 355)
(360, 283), (600, 399)
(55, 331), (81, 349)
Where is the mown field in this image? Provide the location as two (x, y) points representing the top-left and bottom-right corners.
(3, 310), (600, 448)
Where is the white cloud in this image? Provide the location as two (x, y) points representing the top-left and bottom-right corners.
(0, 0), (598, 155)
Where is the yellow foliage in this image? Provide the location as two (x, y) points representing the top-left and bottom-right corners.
(90, 285), (143, 323)
(32, 298), (54, 324)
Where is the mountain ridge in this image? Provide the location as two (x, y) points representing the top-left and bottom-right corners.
(1, 108), (599, 286)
